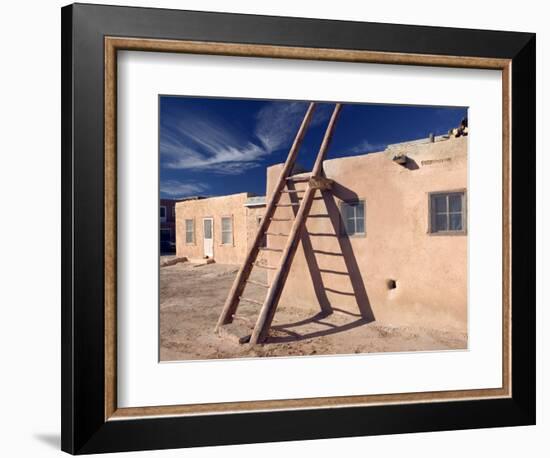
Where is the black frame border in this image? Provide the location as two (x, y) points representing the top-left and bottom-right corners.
(61, 3), (536, 454)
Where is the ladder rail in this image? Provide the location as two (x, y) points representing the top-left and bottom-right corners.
(215, 102), (317, 331)
(249, 103), (343, 344)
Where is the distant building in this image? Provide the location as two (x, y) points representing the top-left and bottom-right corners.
(159, 199), (177, 253)
(161, 197), (204, 254)
(175, 193), (266, 263)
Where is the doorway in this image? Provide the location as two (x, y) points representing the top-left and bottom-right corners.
(203, 217), (214, 258)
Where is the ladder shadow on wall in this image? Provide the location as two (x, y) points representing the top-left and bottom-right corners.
(269, 179), (375, 343)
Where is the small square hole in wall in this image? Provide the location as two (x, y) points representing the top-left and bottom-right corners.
(387, 279), (397, 290)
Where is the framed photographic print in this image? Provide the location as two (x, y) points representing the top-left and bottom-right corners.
(61, 3), (536, 454)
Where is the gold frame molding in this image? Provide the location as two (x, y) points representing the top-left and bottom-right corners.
(104, 36), (511, 421)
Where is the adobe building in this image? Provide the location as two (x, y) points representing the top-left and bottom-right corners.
(175, 133), (467, 332)
(175, 193), (266, 264)
(159, 198), (179, 254)
(265, 134), (467, 331)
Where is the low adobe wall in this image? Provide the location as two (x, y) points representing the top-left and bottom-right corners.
(266, 136), (468, 332)
(175, 193), (249, 265)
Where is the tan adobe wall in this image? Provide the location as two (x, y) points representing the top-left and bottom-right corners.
(266, 136), (468, 332)
(245, 205), (268, 264)
(175, 193), (250, 265)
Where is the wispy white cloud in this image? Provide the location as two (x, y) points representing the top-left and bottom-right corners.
(160, 180), (208, 198)
(254, 102), (307, 151)
(347, 139), (386, 155)
(161, 101), (316, 175)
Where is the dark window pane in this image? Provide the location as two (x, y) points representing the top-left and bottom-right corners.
(435, 214), (447, 232)
(356, 218), (365, 234)
(342, 203), (352, 220)
(356, 202), (364, 218)
(433, 195), (447, 213)
(430, 192), (465, 233)
(342, 201), (365, 236)
(449, 213), (463, 231)
(345, 218), (355, 235)
(449, 194), (462, 212)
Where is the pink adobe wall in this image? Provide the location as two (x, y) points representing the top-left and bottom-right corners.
(175, 193), (250, 265)
(265, 136), (468, 332)
(175, 193), (266, 265)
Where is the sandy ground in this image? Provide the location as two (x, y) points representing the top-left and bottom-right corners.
(160, 259), (467, 361)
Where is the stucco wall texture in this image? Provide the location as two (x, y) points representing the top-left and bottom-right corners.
(266, 136), (468, 332)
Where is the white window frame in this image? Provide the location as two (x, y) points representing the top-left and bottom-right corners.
(428, 190), (467, 235)
(340, 200), (366, 237)
(184, 219), (195, 245)
(221, 216), (234, 246)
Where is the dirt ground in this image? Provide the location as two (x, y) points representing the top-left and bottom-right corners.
(160, 258), (467, 361)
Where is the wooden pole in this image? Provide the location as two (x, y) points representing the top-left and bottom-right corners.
(249, 103), (342, 344)
(215, 102), (317, 331)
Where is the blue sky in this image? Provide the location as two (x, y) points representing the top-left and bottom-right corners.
(159, 96), (467, 198)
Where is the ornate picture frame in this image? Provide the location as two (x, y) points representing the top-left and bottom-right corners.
(61, 3), (535, 454)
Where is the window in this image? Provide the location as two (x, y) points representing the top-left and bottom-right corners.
(160, 206), (167, 222)
(340, 200), (365, 236)
(221, 216), (233, 245)
(185, 219), (194, 244)
(429, 191), (466, 234)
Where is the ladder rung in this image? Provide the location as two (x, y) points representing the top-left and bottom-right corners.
(270, 217), (292, 221)
(308, 214), (330, 218)
(276, 203), (300, 207)
(312, 249), (343, 256)
(281, 189), (304, 193)
(254, 262), (278, 270)
(286, 174), (311, 182)
(246, 279), (269, 288)
(265, 232), (289, 236)
(259, 247), (283, 252)
(319, 269), (349, 275)
(239, 296), (264, 306)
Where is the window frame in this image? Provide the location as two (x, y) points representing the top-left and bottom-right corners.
(159, 205), (167, 222)
(184, 218), (195, 245)
(428, 189), (467, 236)
(339, 199), (366, 238)
(221, 215), (234, 246)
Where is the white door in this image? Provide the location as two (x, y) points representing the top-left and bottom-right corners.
(203, 218), (214, 258)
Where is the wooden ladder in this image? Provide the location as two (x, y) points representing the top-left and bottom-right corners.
(215, 102), (342, 344)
